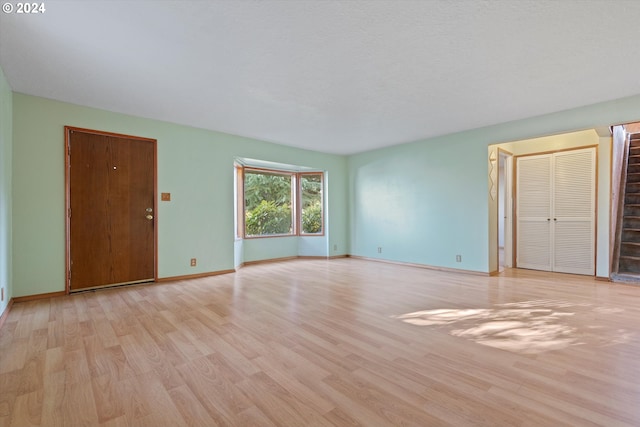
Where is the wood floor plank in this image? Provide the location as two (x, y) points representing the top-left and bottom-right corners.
(323, 372), (447, 426)
(354, 365), (513, 427)
(90, 374), (124, 424)
(0, 339), (27, 374)
(0, 370), (21, 422)
(16, 351), (44, 396)
(235, 371), (334, 427)
(40, 369), (65, 426)
(62, 348), (91, 386)
(251, 355), (335, 414)
(233, 406), (279, 427)
(127, 371), (187, 427)
(2, 259), (640, 425)
(176, 357), (248, 427)
(8, 390), (41, 427)
(61, 380), (99, 426)
(116, 375), (151, 425)
(167, 384), (219, 427)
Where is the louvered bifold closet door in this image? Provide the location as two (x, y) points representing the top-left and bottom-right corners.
(552, 148), (595, 275)
(517, 154), (552, 271)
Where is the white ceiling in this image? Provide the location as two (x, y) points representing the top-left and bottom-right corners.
(1, 1), (640, 155)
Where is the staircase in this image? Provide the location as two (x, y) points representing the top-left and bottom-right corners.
(618, 136), (640, 276)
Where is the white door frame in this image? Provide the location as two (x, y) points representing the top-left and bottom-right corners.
(497, 149), (513, 269)
(500, 152), (513, 268)
(515, 147), (596, 275)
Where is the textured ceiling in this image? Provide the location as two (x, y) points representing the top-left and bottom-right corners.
(1, 1), (640, 155)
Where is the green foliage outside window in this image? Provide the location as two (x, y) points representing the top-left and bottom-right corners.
(245, 200), (292, 235)
(244, 172), (292, 236)
(301, 200), (322, 233)
(301, 174), (323, 234)
(242, 169), (323, 237)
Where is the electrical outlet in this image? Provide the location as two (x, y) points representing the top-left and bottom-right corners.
(190, 258), (197, 267)
(377, 247), (382, 253)
(456, 255), (462, 262)
(333, 244), (337, 251)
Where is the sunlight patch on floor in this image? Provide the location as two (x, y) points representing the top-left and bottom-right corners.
(394, 300), (633, 354)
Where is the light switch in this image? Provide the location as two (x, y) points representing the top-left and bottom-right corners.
(161, 192), (171, 201)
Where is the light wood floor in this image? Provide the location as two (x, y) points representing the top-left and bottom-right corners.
(2, 258), (640, 426)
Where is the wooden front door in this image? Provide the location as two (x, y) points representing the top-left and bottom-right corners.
(66, 127), (157, 291)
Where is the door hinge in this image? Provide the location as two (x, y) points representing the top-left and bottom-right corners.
(68, 208), (71, 218)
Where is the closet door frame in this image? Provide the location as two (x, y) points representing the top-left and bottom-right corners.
(515, 145), (597, 275)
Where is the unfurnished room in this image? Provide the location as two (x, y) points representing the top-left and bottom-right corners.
(2, 1), (640, 426)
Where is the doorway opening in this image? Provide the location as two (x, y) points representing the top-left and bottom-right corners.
(489, 128), (607, 276)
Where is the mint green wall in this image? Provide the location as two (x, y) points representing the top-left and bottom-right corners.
(349, 139), (488, 270)
(0, 66), (12, 314)
(243, 236), (298, 263)
(10, 89), (640, 296)
(349, 94), (640, 273)
(12, 94), (348, 297)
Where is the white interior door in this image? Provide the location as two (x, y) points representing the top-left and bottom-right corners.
(517, 154), (552, 271)
(516, 148), (595, 275)
(552, 148), (595, 275)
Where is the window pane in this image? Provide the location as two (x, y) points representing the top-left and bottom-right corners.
(300, 174), (323, 234)
(244, 171), (293, 236)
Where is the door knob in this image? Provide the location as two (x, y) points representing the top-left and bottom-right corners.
(146, 214), (153, 220)
(146, 207), (153, 213)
